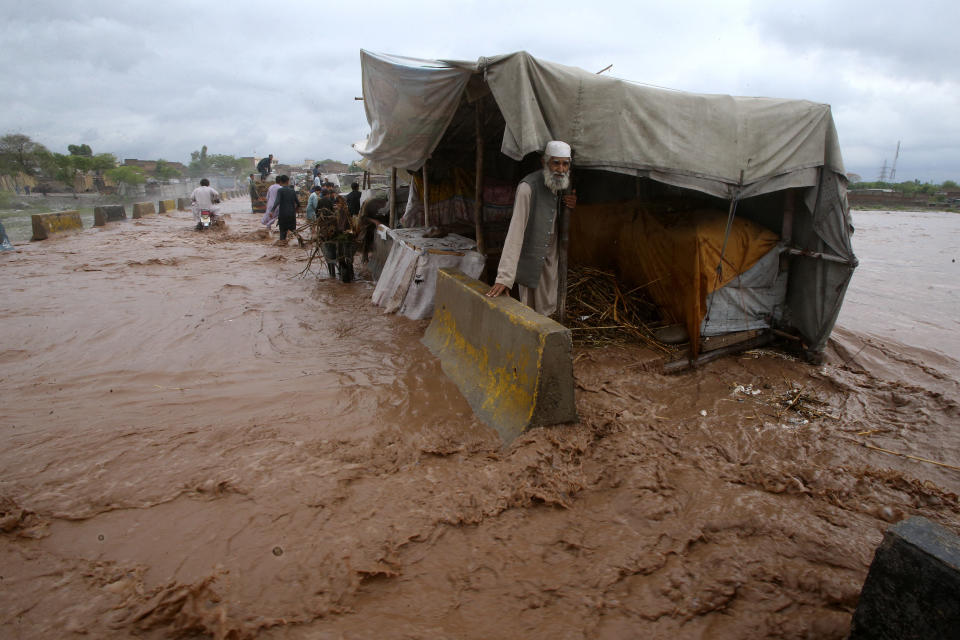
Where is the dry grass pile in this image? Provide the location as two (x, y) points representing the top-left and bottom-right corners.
(565, 266), (677, 354)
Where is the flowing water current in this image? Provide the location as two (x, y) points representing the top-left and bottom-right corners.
(1, 202), (957, 639)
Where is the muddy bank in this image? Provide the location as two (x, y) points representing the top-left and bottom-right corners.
(1, 202), (958, 639)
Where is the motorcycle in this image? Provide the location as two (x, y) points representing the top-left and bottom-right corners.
(196, 209), (223, 231)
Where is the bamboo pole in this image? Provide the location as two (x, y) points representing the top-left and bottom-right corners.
(473, 101), (486, 255)
(782, 189), (794, 245)
(557, 195), (570, 324)
(423, 159), (430, 228)
(389, 167), (397, 228)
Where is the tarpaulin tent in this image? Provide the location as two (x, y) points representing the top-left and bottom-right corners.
(353, 49), (857, 356)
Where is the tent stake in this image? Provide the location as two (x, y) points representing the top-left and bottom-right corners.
(474, 101), (486, 256)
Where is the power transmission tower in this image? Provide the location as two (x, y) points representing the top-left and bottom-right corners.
(889, 141), (901, 181)
(878, 159), (888, 182)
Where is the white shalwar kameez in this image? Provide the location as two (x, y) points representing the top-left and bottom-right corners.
(494, 181), (560, 316)
(190, 185), (220, 224)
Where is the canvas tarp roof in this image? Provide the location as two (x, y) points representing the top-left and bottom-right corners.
(354, 50), (845, 198)
(353, 50), (856, 354)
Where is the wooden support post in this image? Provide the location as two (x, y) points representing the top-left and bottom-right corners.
(473, 101), (486, 255)
(389, 167), (397, 229)
(557, 197), (571, 324)
(423, 159), (430, 228)
(782, 189), (794, 245)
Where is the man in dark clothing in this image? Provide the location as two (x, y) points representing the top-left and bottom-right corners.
(257, 154), (273, 180)
(345, 182), (362, 216)
(269, 174), (300, 242)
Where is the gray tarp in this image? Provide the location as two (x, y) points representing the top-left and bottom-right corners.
(354, 49), (856, 354)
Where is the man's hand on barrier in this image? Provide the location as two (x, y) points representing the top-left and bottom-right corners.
(486, 283), (509, 298)
(563, 189), (577, 210)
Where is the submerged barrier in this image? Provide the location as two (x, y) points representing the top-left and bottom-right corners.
(422, 268), (577, 443)
(132, 202), (155, 219)
(31, 211), (83, 241)
(93, 205), (127, 226)
(177, 197), (191, 211)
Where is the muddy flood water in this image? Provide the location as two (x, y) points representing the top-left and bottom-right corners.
(2, 201), (958, 639)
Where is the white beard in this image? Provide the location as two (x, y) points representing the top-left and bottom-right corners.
(542, 165), (571, 194)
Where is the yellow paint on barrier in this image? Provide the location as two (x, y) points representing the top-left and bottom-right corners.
(423, 268), (576, 443)
(31, 211), (83, 241)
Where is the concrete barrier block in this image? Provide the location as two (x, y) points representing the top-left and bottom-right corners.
(177, 197), (191, 211)
(158, 200), (167, 213)
(422, 268), (577, 443)
(93, 205), (126, 226)
(31, 211), (83, 241)
(132, 202), (155, 219)
(157, 199), (175, 213)
(850, 516), (960, 639)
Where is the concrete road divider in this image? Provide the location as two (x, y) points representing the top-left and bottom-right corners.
(422, 268), (577, 443)
(850, 516), (960, 638)
(159, 199), (175, 213)
(158, 200), (167, 213)
(31, 211), (83, 241)
(132, 202), (155, 219)
(177, 197), (191, 211)
(93, 205), (127, 226)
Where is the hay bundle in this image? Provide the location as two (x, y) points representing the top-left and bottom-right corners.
(565, 266), (677, 353)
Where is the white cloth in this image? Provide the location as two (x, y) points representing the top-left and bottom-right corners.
(190, 185), (220, 223)
(495, 181), (559, 316)
(261, 183), (282, 227)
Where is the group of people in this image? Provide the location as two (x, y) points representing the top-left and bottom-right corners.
(260, 175), (301, 241)
(247, 142), (576, 317)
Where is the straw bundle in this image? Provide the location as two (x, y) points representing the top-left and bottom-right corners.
(564, 266), (677, 354)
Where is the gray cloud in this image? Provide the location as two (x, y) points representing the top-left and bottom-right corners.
(1, 0), (956, 181)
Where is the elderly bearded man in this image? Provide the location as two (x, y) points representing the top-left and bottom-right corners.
(486, 140), (577, 316)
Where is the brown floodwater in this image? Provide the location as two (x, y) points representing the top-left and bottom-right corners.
(1, 201), (958, 639)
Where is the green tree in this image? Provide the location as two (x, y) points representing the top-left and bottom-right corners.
(207, 154), (247, 176)
(67, 143), (93, 157)
(154, 159), (182, 180)
(90, 153), (117, 173)
(942, 180), (958, 190)
(50, 153), (78, 185)
(107, 165), (146, 189)
(188, 145), (210, 176)
(0, 133), (50, 176)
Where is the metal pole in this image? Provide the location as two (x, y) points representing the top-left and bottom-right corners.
(473, 101), (486, 255)
(389, 167), (397, 229)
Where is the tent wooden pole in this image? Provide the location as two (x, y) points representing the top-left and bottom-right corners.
(423, 159), (430, 228)
(782, 189), (794, 245)
(473, 101), (486, 255)
(557, 196), (570, 324)
(389, 167), (397, 228)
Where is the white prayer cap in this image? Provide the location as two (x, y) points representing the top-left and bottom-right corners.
(544, 140), (571, 158)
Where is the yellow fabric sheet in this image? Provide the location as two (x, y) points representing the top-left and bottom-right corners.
(570, 201), (779, 355)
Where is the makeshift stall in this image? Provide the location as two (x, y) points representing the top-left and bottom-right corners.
(371, 227), (484, 320)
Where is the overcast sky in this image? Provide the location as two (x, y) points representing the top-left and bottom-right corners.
(2, 0), (957, 182)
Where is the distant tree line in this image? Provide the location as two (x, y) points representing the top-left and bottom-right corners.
(0, 133), (118, 188)
(850, 178), (959, 195)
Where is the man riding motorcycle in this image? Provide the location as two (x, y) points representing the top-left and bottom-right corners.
(191, 178), (221, 230)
